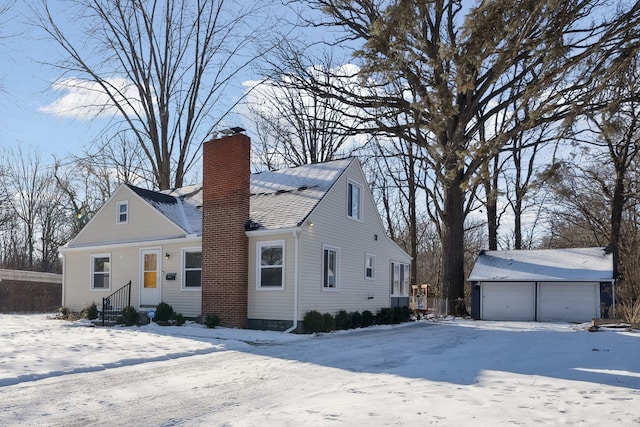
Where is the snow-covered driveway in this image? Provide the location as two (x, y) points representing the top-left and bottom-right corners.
(1, 314), (639, 426)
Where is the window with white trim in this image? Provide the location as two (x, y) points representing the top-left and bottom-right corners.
(365, 253), (376, 280)
(91, 254), (111, 290)
(116, 201), (128, 224)
(257, 241), (284, 289)
(347, 181), (361, 220)
(322, 245), (340, 290)
(391, 261), (410, 296)
(183, 249), (202, 289)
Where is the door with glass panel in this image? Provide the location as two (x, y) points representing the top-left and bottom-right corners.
(140, 249), (161, 306)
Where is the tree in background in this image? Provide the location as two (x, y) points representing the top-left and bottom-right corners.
(35, 0), (279, 189)
(247, 51), (362, 169)
(549, 54), (640, 321)
(299, 0), (640, 314)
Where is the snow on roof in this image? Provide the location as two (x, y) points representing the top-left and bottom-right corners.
(249, 159), (352, 230)
(131, 158), (353, 235)
(468, 247), (614, 282)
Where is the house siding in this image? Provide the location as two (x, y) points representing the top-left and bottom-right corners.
(296, 161), (409, 320)
(157, 243), (202, 318)
(62, 240), (202, 317)
(62, 246), (140, 312)
(247, 232), (296, 328)
(71, 186), (186, 247)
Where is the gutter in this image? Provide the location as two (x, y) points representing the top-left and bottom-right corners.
(284, 229), (300, 333)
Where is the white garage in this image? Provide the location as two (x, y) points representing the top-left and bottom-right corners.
(481, 282), (535, 321)
(469, 248), (614, 323)
(537, 282), (600, 322)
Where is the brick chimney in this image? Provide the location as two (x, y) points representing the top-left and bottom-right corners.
(201, 130), (250, 328)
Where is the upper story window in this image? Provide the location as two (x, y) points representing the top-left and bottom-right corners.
(258, 241), (285, 289)
(365, 253), (376, 280)
(322, 244), (340, 290)
(91, 254), (111, 290)
(116, 201), (128, 224)
(183, 250), (202, 290)
(347, 181), (361, 220)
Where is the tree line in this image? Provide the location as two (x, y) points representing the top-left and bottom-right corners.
(1, 0), (640, 321)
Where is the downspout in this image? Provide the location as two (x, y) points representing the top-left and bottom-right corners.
(61, 252), (66, 307)
(284, 229), (300, 333)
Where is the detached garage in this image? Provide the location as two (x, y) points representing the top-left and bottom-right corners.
(469, 247), (614, 323)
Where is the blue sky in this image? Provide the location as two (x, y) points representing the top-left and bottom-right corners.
(0, 1), (287, 161)
(0, 1), (93, 158)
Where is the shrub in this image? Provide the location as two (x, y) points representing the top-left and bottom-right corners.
(322, 313), (336, 332)
(350, 311), (362, 329)
(118, 306), (140, 326)
(154, 302), (174, 322)
(361, 310), (374, 327)
(392, 306), (404, 324)
(83, 302), (98, 320)
(376, 307), (393, 325)
(205, 314), (221, 329)
(174, 313), (186, 326)
(303, 310), (325, 333)
(58, 306), (70, 319)
(335, 310), (350, 330)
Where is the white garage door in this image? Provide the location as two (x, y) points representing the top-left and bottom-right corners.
(538, 282), (599, 322)
(481, 282), (536, 321)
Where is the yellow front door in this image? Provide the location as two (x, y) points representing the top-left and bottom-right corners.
(140, 249), (161, 305)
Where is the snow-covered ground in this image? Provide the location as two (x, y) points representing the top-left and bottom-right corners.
(1, 314), (639, 426)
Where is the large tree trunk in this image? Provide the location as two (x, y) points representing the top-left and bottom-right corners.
(441, 174), (468, 316)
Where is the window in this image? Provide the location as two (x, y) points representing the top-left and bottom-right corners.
(91, 254), (111, 290)
(257, 241), (284, 289)
(117, 201), (128, 224)
(347, 181), (361, 220)
(183, 250), (202, 289)
(365, 253), (376, 280)
(322, 245), (340, 290)
(391, 262), (410, 296)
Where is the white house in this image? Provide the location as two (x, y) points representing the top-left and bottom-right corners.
(468, 247), (615, 322)
(61, 131), (411, 331)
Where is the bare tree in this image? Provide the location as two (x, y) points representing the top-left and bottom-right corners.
(293, 0), (640, 314)
(34, 0), (280, 189)
(1, 147), (67, 272)
(248, 51), (364, 169)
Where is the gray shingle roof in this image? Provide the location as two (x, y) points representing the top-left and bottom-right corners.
(133, 158), (353, 235)
(468, 247), (614, 282)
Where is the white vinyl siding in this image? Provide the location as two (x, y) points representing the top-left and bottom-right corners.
(91, 253), (111, 290)
(247, 233), (296, 321)
(257, 241), (285, 289)
(295, 161), (411, 318)
(70, 186), (186, 247)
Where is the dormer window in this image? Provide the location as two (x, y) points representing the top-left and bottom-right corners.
(117, 201), (128, 224)
(347, 181), (361, 220)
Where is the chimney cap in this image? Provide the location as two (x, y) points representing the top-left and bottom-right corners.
(217, 126), (246, 137)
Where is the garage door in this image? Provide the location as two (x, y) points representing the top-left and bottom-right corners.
(538, 282), (599, 322)
(481, 282), (535, 321)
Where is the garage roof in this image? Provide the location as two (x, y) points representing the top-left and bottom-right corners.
(468, 247), (614, 282)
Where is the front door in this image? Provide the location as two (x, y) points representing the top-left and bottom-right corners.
(140, 249), (161, 306)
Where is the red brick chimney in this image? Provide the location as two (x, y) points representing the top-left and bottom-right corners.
(201, 131), (250, 328)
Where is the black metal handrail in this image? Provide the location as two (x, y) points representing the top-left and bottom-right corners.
(102, 281), (132, 326)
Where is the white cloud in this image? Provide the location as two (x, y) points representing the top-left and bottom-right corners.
(40, 77), (143, 119)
